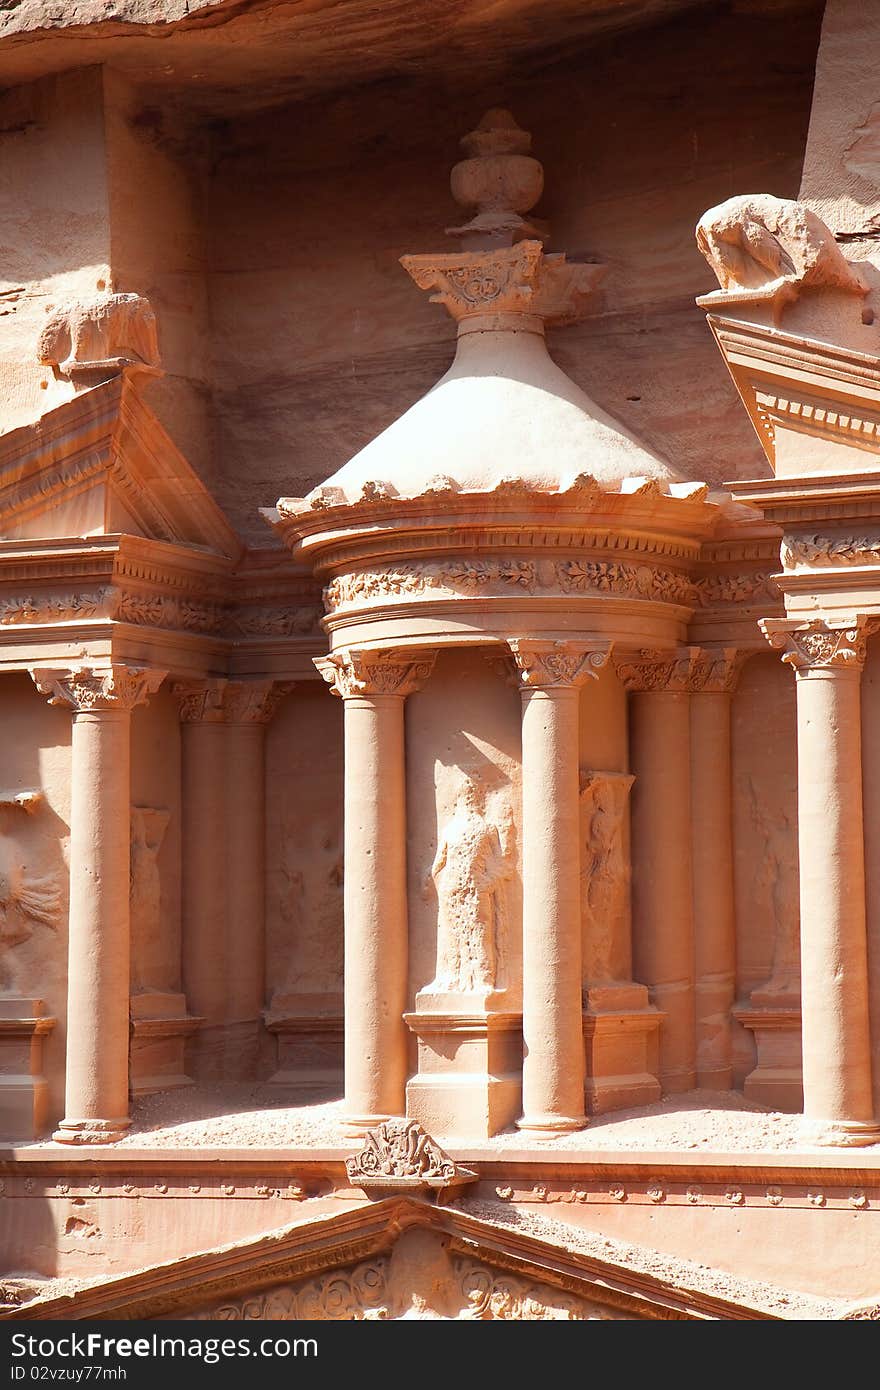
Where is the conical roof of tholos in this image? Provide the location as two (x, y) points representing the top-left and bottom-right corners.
(317, 324), (681, 503)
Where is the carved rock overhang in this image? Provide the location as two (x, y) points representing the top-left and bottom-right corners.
(267, 476), (780, 655)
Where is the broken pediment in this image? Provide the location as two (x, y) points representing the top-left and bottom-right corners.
(0, 374), (240, 559)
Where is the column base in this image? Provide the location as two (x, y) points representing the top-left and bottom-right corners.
(0, 998), (56, 1141)
(516, 1113), (587, 1140)
(733, 1002), (803, 1112)
(582, 984), (663, 1115)
(802, 1117), (880, 1148)
(404, 998), (521, 1140)
(52, 1118), (132, 1145)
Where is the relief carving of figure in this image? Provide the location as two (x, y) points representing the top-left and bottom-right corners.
(580, 772), (634, 982)
(0, 838), (61, 991)
(426, 776), (515, 996)
(274, 815), (343, 997)
(749, 780), (800, 1003)
(129, 806), (170, 992)
(38, 291), (160, 379)
(696, 195), (867, 304)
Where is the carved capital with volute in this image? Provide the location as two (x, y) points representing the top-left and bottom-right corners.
(507, 638), (612, 689)
(31, 663), (166, 713)
(760, 617), (875, 675)
(172, 678), (289, 724)
(314, 647), (437, 699)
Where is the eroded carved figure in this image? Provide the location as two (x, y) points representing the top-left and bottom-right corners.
(749, 780), (800, 1002)
(426, 776), (515, 995)
(38, 291), (160, 378)
(580, 772), (634, 982)
(696, 195), (866, 301)
(129, 807), (170, 993)
(0, 839), (61, 990)
(275, 814), (343, 995)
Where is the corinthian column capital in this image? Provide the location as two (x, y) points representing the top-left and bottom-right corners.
(507, 638), (612, 689)
(31, 664), (165, 713)
(172, 678), (289, 724)
(614, 645), (743, 694)
(760, 617), (875, 674)
(314, 647), (437, 698)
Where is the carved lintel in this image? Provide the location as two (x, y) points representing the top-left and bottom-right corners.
(508, 639), (612, 689)
(31, 664), (166, 713)
(315, 648), (437, 699)
(760, 617), (876, 673)
(172, 678), (290, 725)
(344, 1119), (473, 1196)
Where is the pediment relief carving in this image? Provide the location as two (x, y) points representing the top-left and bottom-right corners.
(185, 1228), (623, 1321)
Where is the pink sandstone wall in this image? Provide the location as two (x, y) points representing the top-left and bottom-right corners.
(129, 688), (183, 998)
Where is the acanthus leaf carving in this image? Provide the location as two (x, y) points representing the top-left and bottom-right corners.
(31, 664), (166, 713)
(172, 678), (288, 725)
(315, 648), (437, 699)
(760, 618), (874, 672)
(614, 646), (743, 693)
(508, 638), (612, 689)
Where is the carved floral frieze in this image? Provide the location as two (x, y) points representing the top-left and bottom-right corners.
(323, 556), (695, 613)
(781, 535), (880, 568)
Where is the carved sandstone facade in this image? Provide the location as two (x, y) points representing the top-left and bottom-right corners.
(3, 0), (880, 1321)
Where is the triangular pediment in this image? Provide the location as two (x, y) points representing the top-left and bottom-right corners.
(4, 1197), (778, 1322)
(0, 373), (241, 561)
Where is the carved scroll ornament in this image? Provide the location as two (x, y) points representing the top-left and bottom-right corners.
(345, 1119), (457, 1188)
(508, 638), (611, 689)
(760, 618), (874, 673)
(31, 664), (166, 713)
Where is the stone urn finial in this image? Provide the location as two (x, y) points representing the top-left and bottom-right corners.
(447, 108), (547, 249)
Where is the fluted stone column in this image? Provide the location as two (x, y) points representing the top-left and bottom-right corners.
(174, 678), (284, 1078)
(617, 649), (697, 1094)
(316, 647), (436, 1134)
(31, 664), (165, 1143)
(508, 639), (611, 1136)
(689, 648), (742, 1091)
(763, 618), (880, 1145)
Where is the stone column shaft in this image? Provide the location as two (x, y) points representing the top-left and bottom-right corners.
(690, 651), (742, 1090)
(316, 647), (435, 1133)
(509, 639), (610, 1135)
(174, 679), (282, 1079)
(763, 619), (879, 1143)
(31, 665), (165, 1143)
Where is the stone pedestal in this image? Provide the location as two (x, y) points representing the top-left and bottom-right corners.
(405, 990), (521, 1139)
(0, 998), (55, 1140)
(582, 983), (662, 1114)
(265, 992), (344, 1095)
(129, 992), (202, 1097)
(733, 999), (803, 1112)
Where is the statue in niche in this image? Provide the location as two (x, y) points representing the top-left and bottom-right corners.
(129, 806), (170, 992)
(0, 837), (61, 991)
(425, 775), (515, 996)
(580, 772), (634, 982)
(749, 779), (800, 1003)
